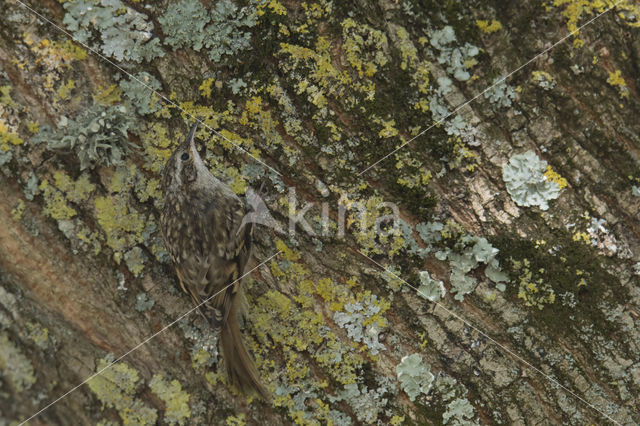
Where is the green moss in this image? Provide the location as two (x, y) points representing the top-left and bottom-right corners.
(149, 374), (191, 425)
(491, 228), (625, 335)
(87, 356), (157, 425)
(0, 332), (36, 392)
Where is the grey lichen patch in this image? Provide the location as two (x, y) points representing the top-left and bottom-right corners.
(159, 0), (257, 62)
(328, 376), (396, 423)
(135, 292), (154, 312)
(418, 270), (445, 302)
(0, 286), (18, 328)
(430, 26), (479, 82)
(502, 151), (563, 210)
(333, 294), (387, 355)
(484, 77), (516, 109)
(396, 353), (434, 402)
(435, 233), (509, 301)
(62, 0), (164, 62)
(119, 72), (162, 116)
(0, 332), (36, 392)
(37, 104), (134, 170)
(442, 397), (475, 425)
(124, 246), (147, 277)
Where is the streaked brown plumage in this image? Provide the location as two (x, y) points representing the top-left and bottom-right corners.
(160, 122), (267, 398)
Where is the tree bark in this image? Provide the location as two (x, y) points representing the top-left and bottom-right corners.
(0, 0), (639, 425)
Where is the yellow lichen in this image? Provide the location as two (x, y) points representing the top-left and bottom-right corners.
(93, 84), (122, 106)
(0, 120), (23, 152)
(544, 165), (568, 188)
(53, 170), (96, 202)
(606, 70), (630, 98)
(11, 199), (25, 221)
(40, 179), (77, 220)
(476, 19), (503, 33)
(257, 0), (287, 16)
(149, 375), (191, 426)
(199, 78), (215, 99)
(57, 78), (75, 100)
(87, 357), (157, 426)
(513, 259), (556, 309)
(94, 195), (146, 253)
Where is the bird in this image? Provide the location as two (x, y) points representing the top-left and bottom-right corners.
(160, 122), (268, 398)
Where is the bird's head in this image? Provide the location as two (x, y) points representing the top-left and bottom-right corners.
(162, 122), (209, 192)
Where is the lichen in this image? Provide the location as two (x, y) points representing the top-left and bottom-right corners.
(37, 104), (134, 170)
(94, 194), (148, 257)
(124, 246), (147, 277)
(53, 170), (96, 203)
(135, 294), (154, 315)
(483, 77), (516, 109)
(531, 70), (556, 90)
(430, 26), (479, 81)
(442, 397), (475, 424)
(119, 72), (162, 115)
(417, 271), (445, 302)
(26, 321), (50, 349)
(0, 332), (36, 392)
(476, 19), (503, 33)
(512, 258), (556, 310)
(396, 353), (434, 402)
(502, 151), (563, 210)
(606, 70), (630, 99)
(87, 356), (157, 425)
(149, 374), (191, 425)
(333, 293), (388, 356)
(159, 0), (257, 62)
(40, 179), (77, 221)
(328, 376), (395, 423)
(553, 0), (640, 48)
(11, 199), (25, 221)
(62, 0), (164, 62)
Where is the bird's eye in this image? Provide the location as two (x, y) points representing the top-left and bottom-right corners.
(180, 153), (189, 161)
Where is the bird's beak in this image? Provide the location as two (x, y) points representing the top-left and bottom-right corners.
(182, 122), (199, 158)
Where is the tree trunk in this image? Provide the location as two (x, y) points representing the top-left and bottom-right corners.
(0, 0), (639, 425)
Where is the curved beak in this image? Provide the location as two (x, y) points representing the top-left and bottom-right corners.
(186, 122), (198, 145)
(181, 122), (200, 158)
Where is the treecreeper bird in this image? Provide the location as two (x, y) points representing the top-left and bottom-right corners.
(160, 122), (268, 399)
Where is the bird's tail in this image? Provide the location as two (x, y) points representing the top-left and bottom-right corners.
(220, 298), (269, 400)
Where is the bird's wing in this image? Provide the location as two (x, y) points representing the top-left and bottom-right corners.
(202, 195), (253, 328)
(170, 192), (252, 327)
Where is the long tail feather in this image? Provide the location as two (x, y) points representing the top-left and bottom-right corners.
(220, 299), (269, 400)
